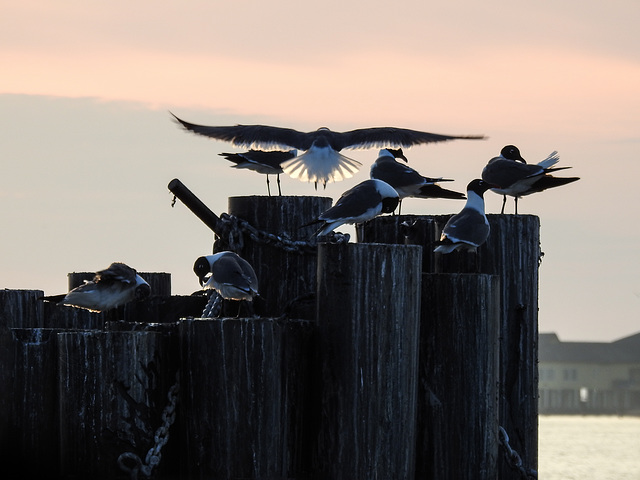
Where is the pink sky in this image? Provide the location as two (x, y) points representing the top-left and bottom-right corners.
(1, 1), (639, 341)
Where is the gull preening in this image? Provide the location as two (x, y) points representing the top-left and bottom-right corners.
(193, 252), (259, 301)
(44, 262), (150, 312)
(194, 252), (259, 318)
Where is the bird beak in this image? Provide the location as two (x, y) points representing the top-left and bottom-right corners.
(199, 273), (211, 288)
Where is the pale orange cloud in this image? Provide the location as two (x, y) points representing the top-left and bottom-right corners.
(2, 45), (637, 138)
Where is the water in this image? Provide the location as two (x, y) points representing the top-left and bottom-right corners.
(538, 415), (640, 479)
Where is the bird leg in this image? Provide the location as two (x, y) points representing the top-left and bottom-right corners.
(501, 195), (507, 214)
(514, 197), (519, 215)
(266, 175), (272, 197)
(276, 174), (282, 196)
(236, 299), (255, 318)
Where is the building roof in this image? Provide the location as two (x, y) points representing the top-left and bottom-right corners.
(539, 332), (640, 364)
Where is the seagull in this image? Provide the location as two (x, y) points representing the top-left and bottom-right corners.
(43, 262), (151, 312)
(370, 147), (466, 213)
(303, 178), (399, 235)
(434, 179), (493, 253)
(193, 252), (259, 317)
(218, 149), (297, 196)
(482, 145), (580, 214)
(193, 252), (258, 301)
(171, 112), (486, 189)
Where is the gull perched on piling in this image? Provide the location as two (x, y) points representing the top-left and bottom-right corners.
(370, 147), (466, 213)
(171, 112), (486, 189)
(303, 179), (399, 235)
(434, 179), (493, 253)
(194, 252), (259, 317)
(43, 262), (150, 312)
(219, 149), (297, 196)
(481, 145), (580, 214)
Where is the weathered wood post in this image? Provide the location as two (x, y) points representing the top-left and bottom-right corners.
(356, 214), (440, 273)
(0, 290), (46, 462)
(224, 196), (332, 318)
(179, 317), (314, 479)
(315, 243), (422, 479)
(359, 214), (540, 477)
(2, 328), (61, 478)
(0, 289), (44, 329)
(478, 215), (540, 479)
(417, 274), (500, 478)
(58, 330), (179, 479)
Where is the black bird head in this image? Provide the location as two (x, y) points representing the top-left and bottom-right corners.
(387, 147), (408, 162)
(193, 256), (212, 287)
(381, 196), (400, 214)
(467, 179), (494, 196)
(135, 283), (151, 301)
(500, 145), (526, 163)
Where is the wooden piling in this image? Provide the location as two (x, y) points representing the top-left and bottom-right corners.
(417, 274), (500, 479)
(179, 317), (314, 479)
(315, 243), (422, 479)
(0, 289), (44, 329)
(480, 215), (540, 479)
(356, 214), (441, 273)
(58, 330), (179, 479)
(360, 213), (540, 477)
(225, 196), (332, 318)
(3, 329), (62, 478)
(0, 328), (13, 463)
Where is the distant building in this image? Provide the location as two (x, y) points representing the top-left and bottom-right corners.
(539, 332), (640, 415)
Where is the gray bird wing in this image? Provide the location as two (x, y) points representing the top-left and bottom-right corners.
(94, 262), (137, 285)
(319, 182), (381, 222)
(442, 209), (489, 247)
(212, 255), (256, 293)
(172, 114), (314, 150)
(371, 159), (425, 189)
(482, 159), (544, 188)
(336, 127), (486, 150)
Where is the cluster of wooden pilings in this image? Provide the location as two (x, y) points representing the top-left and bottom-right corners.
(0, 182), (539, 479)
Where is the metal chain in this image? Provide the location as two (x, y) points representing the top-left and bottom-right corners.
(118, 370), (181, 479)
(202, 291), (223, 318)
(218, 213), (349, 254)
(498, 425), (538, 479)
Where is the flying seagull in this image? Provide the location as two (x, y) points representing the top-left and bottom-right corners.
(219, 149), (297, 196)
(370, 147), (466, 213)
(482, 145), (580, 214)
(194, 252), (259, 317)
(43, 262), (151, 312)
(171, 112), (486, 189)
(303, 178), (399, 235)
(434, 179), (493, 253)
